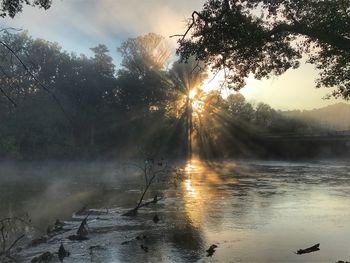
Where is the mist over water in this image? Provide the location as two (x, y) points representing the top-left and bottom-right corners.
(0, 161), (141, 229)
(1, 1), (350, 262)
(1, 159), (350, 262)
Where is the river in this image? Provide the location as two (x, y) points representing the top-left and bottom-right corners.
(1, 159), (350, 262)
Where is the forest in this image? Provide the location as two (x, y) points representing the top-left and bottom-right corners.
(0, 31), (323, 160)
(1, 1), (350, 263)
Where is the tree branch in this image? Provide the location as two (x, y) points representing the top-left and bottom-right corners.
(170, 0), (230, 41)
(0, 66), (18, 107)
(170, 11), (202, 41)
(267, 23), (350, 53)
(0, 40), (72, 122)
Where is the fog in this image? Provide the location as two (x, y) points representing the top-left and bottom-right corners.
(1, 1), (350, 262)
(0, 160), (142, 229)
(2, 159), (350, 262)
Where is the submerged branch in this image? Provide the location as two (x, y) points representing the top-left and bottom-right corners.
(123, 162), (167, 216)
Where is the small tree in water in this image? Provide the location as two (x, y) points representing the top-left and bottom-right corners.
(123, 149), (168, 216)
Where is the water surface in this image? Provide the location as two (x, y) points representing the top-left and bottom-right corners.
(1, 159), (350, 262)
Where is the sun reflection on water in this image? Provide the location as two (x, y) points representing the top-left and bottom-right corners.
(181, 158), (240, 228)
(184, 179), (197, 197)
(184, 158), (204, 174)
(182, 158), (218, 227)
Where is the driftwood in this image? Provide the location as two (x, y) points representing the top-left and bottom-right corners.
(122, 195), (162, 216)
(121, 235), (147, 245)
(77, 215), (89, 237)
(122, 167), (164, 217)
(296, 243), (320, 255)
(142, 195), (162, 207)
(68, 213), (90, 241)
(122, 156), (167, 217)
(58, 243), (70, 262)
(206, 244), (218, 257)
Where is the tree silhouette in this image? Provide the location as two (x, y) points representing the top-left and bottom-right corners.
(1, 0), (51, 17)
(176, 0), (350, 99)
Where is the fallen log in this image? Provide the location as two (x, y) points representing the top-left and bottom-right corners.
(122, 196), (162, 216)
(295, 243), (320, 255)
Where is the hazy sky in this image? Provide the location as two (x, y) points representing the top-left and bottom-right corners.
(1, 0), (345, 110)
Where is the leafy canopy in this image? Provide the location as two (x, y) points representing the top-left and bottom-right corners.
(1, 0), (51, 17)
(176, 0), (350, 99)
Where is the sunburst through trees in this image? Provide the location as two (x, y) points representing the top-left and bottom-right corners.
(0, 31), (323, 160)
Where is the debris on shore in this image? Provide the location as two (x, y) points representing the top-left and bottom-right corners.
(295, 243), (320, 255)
(206, 244), (218, 257)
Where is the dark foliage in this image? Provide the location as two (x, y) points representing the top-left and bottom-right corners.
(0, 31), (325, 160)
(176, 0), (350, 99)
(1, 0), (51, 18)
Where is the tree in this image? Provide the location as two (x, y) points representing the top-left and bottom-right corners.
(116, 34), (172, 115)
(176, 0), (350, 98)
(167, 58), (208, 157)
(254, 102), (275, 128)
(1, 0), (51, 18)
(118, 33), (171, 77)
(226, 93), (254, 121)
(64, 45), (117, 147)
(0, 32), (120, 157)
(114, 33), (180, 154)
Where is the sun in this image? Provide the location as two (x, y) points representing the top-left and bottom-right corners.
(189, 88), (197, 100)
(188, 88), (205, 113)
(192, 100), (203, 112)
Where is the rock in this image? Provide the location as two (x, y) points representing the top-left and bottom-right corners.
(152, 214), (160, 223)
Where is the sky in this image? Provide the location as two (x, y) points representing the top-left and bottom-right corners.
(1, 0), (346, 110)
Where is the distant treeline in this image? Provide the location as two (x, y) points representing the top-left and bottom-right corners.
(0, 32), (324, 160)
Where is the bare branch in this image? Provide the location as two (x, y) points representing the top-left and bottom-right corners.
(169, 11), (202, 42)
(0, 40), (72, 122)
(0, 66), (18, 107)
(170, 1), (230, 41)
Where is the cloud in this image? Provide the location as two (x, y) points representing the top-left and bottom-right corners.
(2, 0), (341, 109)
(2, 0), (204, 55)
(92, 0), (201, 35)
